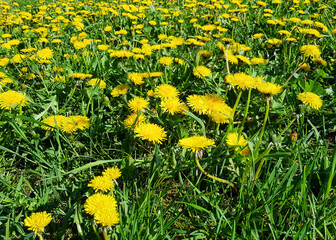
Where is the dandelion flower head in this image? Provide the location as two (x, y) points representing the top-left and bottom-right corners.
(0, 90), (28, 110)
(257, 82), (283, 95)
(297, 92), (322, 110)
(102, 167), (122, 180)
(155, 84), (179, 99)
(94, 208), (120, 227)
(225, 73), (257, 90)
(24, 211), (52, 234)
(178, 136), (215, 153)
(111, 84), (129, 97)
(84, 193), (117, 216)
(37, 47), (53, 60)
(300, 45), (321, 58)
(128, 97), (149, 112)
(193, 66), (211, 78)
(134, 123), (167, 144)
(124, 112), (146, 129)
(88, 175), (114, 192)
(160, 97), (185, 115)
(226, 133), (247, 147)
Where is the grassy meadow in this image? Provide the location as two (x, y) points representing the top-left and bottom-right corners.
(0, 0), (336, 239)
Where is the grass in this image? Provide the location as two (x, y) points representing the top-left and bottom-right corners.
(0, 0), (336, 239)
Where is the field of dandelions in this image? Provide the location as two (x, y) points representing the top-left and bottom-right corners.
(0, 0), (336, 239)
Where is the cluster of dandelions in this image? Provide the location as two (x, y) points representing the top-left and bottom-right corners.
(41, 115), (90, 133)
(85, 167), (121, 227)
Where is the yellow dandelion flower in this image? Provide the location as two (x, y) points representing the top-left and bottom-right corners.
(69, 116), (90, 130)
(134, 123), (167, 144)
(158, 56), (174, 66)
(124, 112), (146, 129)
(226, 133), (247, 147)
(41, 115), (67, 131)
(111, 84), (129, 97)
(257, 82), (283, 95)
(84, 193), (117, 216)
(178, 136), (215, 153)
(24, 211), (52, 234)
(208, 104), (233, 124)
(186, 94), (205, 114)
(88, 175), (114, 193)
(102, 167), (122, 180)
(225, 73), (256, 90)
(94, 208), (120, 227)
(60, 117), (79, 133)
(37, 47), (53, 60)
(300, 45), (321, 58)
(160, 97), (184, 115)
(297, 92), (322, 110)
(128, 73), (145, 85)
(128, 97), (149, 112)
(250, 58), (268, 65)
(193, 66), (211, 78)
(0, 90), (28, 110)
(155, 84), (179, 99)
(87, 78), (106, 89)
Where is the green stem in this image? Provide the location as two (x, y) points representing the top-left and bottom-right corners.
(37, 233), (44, 240)
(255, 158), (265, 181)
(103, 227), (108, 240)
(194, 155), (237, 191)
(92, 222), (102, 240)
(255, 97), (270, 154)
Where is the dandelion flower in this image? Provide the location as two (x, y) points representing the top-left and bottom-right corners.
(111, 84), (129, 97)
(60, 117), (79, 133)
(155, 84), (179, 99)
(24, 211), (52, 234)
(84, 193), (117, 216)
(160, 97), (184, 115)
(41, 115), (67, 131)
(69, 116), (90, 130)
(297, 92), (322, 110)
(193, 66), (211, 78)
(208, 105), (233, 124)
(128, 73), (145, 85)
(226, 133), (247, 147)
(128, 97), (149, 112)
(225, 73), (256, 90)
(87, 78), (106, 89)
(37, 47), (53, 60)
(158, 56), (174, 66)
(0, 90), (28, 110)
(202, 93), (226, 115)
(102, 167), (122, 180)
(88, 175), (114, 192)
(300, 45), (321, 58)
(257, 82), (283, 95)
(226, 133), (250, 156)
(178, 136), (215, 153)
(134, 123), (167, 144)
(124, 112), (146, 129)
(187, 94), (205, 114)
(94, 208), (120, 227)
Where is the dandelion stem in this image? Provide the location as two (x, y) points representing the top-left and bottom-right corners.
(194, 155), (237, 192)
(255, 97), (270, 154)
(225, 45), (230, 75)
(282, 63), (303, 87)
(37, 233), (44, 240)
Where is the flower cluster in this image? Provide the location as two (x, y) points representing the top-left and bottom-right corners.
(85, 167), (122, 227)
